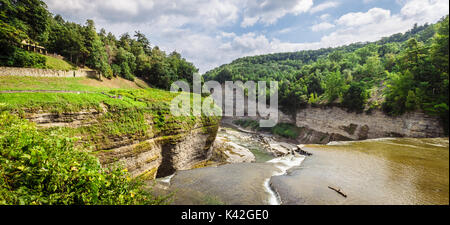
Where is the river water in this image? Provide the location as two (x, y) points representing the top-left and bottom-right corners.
(154, 128), (449, 205)
(274, 138), (449, 205)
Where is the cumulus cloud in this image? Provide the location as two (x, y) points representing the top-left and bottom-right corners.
(324, 0), (449, 47)
(45, 0), (239, 27)
(336, 8), (391, 27)
(43, 0), (449, 73)
(240, 0), (313, 27)
(310, 1), (340, 14)
(311, 22), (335, 31)
(319, 13), (331, 20)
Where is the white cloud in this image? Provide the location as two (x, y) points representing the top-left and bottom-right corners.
(311, 22), (335, 31)
(43, 0), (449, 73)
(322, 0), (449, 47)
(310, 1), (340, 14)
(400, 0), (449, 21)
(278, 27), (295, 34)
(241, 16), (259, 28)
(45, 0), (240, 27)
(320, 13), (331, 20)
(336, 8), (391, 27)
(240, 0), (313, 27)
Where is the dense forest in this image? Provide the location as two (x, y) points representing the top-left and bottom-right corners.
(204, 16), (449, 134)
(0, 0), (197, 89)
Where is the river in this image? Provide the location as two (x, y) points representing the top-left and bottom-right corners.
(153, 128), (449, 205)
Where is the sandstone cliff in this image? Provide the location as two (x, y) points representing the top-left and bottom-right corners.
(295, 106), (445, 144)
(225, 104), (445, 144)
(22, 106), (220, 179)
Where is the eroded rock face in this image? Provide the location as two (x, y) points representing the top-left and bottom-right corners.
(26, 110), (102, 128)
(25, 110), (220, 179)
(296, 106), (444, 142)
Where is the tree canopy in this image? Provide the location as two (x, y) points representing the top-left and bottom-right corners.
(204, 16), (449, 133)
(0, 0), (198, 89)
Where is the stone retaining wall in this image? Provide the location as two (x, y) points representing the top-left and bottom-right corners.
(0, 66), (100, 79)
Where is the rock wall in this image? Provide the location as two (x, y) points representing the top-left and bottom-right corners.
(0, 66), (100, 79)
(24, 110), (219, 179)
(295, 106), (444, 143)
(94, 126), (218, 178)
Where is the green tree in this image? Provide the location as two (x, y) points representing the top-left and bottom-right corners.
(323, 70), (346, 103)
(216, 68), (233, 84)
(342, 82), (368, 113)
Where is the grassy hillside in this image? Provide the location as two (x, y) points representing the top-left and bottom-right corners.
(42, 55), (75, 70)
(0, 76), (220, 205)
(0, 76), (150, 91)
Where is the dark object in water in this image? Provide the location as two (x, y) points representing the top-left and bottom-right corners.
(295, 145), (313, 156)
(328, 186), (347, 198)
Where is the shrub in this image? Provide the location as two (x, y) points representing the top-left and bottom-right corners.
(271, 123), (300, 139)
(8, 48), (46, 68)
(233, 119), (260, 130)
(0, 112), (168, 205)
(233, 119), (300, 139)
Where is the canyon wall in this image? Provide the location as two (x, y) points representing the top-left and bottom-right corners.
(295, 106), (445, 144)
(24, 109), (219, 179)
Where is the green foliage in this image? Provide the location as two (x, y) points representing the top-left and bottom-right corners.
(308, 92), (319, 104)
(323, 70), (347, 103)
(381, 16), (449, 134)
(233, 119), (260, 130)
(1, 2), (197, 86)
(0, 47), (46, 68)
(216, 68), (233, 83)
(0, 112), (168, 205)
(382, 71), (415, 115)
(233, 119), (301, 139)
(43, 55), (74, 70)
(0, 0), (49, 42)
(271, 123), (301, 139)
(342, 82), (368, 113)
(0, 76), (145, 92)
(205, 16), (448, 135)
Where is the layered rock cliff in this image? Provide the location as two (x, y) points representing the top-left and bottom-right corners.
(22, 105), (220, 179)
(295, 106), (445, 144)
(224, 103), (445, 144)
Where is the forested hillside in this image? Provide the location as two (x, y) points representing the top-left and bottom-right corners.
(0, 0), (197, 89)
(204, 16), (449, 133)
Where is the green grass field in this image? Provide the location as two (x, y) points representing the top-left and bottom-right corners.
(0, 76), (149, 91)
(43, 55), (75, 70)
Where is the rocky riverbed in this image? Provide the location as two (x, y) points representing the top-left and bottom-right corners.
(150, 125), (306, 205)
(150, 125), (449, 205)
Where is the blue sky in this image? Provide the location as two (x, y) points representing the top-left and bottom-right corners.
(44, 0), (448, 73)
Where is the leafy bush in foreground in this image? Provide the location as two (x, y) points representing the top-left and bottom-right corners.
(0, 112), (167, 205)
